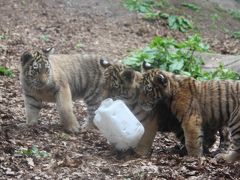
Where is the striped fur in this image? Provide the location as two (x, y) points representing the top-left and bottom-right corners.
(20, 48), (107, 133)
(139, 69), (239, 162)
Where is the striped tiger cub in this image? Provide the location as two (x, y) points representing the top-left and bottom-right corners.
(20, 48), (108, 133)
(138, 65), (239, 162)
(103, 63), (231, 156)
(101, 62), (220, 156)
(101, 62), (164, 156)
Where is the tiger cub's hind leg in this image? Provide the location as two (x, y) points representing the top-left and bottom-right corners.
(82, 99), (100, 130)
(56, 84), (80, 133)
(24, 95), (42, 125)
(216, 101), (240, 162)
(219, 126), (230, 151)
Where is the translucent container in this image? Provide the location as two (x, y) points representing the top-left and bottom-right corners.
(94, 98), (145, 150)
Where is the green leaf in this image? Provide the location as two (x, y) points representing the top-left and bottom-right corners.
(168, 15), (177, 28)
(159, 13), (169, 19)
(0, 66), (14, 77)
(181, 3), (201, 11)
(169, 59), (184, 72)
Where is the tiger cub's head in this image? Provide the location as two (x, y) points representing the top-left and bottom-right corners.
(100, 59), (142, 102)
(139, 61), (171, 111)
(20, 47), (54, 89)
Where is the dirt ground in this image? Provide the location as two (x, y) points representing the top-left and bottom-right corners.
(1, 0), (240, 179)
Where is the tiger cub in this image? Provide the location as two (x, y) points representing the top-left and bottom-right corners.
(108, 63), (231, 156)
(101, 62), (165, 156)
(20, 48), (108, 133)
(100, 62), (220, 156)
(138, 66), (239, 162)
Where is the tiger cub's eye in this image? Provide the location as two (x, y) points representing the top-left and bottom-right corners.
(33, 61), (38, 69)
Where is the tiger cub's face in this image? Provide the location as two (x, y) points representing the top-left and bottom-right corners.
(21, 48), (53, 89)
(100, 60), (141, 101)
(139, 68), (170, 111)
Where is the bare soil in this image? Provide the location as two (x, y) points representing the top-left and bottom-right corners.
(1, 0), (240, 179)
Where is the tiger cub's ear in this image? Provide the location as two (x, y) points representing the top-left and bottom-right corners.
(21, 51), (33, 66)
(153, 74), (168, 87)
(142, 61), (153, 72)
(121, 69), (135, 85)
(100, 58), (111, 68)
(42, 47), (54, 56)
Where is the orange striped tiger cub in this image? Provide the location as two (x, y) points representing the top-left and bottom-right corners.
(20, 48), (108, 133)
(138, 65), (239, 162)
(101, 62), (223, 156)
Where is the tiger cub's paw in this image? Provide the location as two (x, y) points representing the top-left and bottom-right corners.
(134, 146), (153, 158)
(81, 120), (97, 132)
(64, 121), (80, 134)
(215, 151), (240, 163)
(26, 120), (39, 126)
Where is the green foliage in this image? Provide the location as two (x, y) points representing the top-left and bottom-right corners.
(207, 63), (240, 80)
(123, 0), (168, 13)
(41, 34), (49, 42)
(123, 0), (192, 32)
(168, 15), (192, 32)
(123, 0), (154, 13)
(123, 35), (240, 80)
(0, 34), (7, 40)
(0, 66), (14, 77)
(228, 9), (240, 21)
(181, 3), (200, 11)
(232, 31), (240, 39)
(75, 42), (83, 49)
(16, 145), (49, 158)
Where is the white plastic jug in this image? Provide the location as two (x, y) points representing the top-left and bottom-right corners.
(94, 98), (145, 151)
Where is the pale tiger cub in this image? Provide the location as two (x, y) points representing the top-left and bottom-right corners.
(138, 66), (240, 162)
(20, 48), (108, 133)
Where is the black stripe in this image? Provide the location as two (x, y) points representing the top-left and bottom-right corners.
(217, 81), (224, 121)
(229, 114), (238, 128)
(84, 68), (102, 101)
(79, 66), (90, 97)
(188, 80), (194, 94)
(231, 128), (240, 137)
(237, 82), (240, 93)
(225, 82), (230, 118)
(210, 81), (215, 120)
(231, 136), (240, 142)
(203, 81), (208, 110)
(230, 122), (240, 135)
(230, 84), (237, 110)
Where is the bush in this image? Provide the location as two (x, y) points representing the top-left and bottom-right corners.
(123, 35), (239, 80)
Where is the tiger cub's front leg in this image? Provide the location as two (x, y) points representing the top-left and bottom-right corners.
(24, 95), (42, 125)
(182, 113), (203, 157)
(56, 83), (80, 133)
(134, 117), (159, 156)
